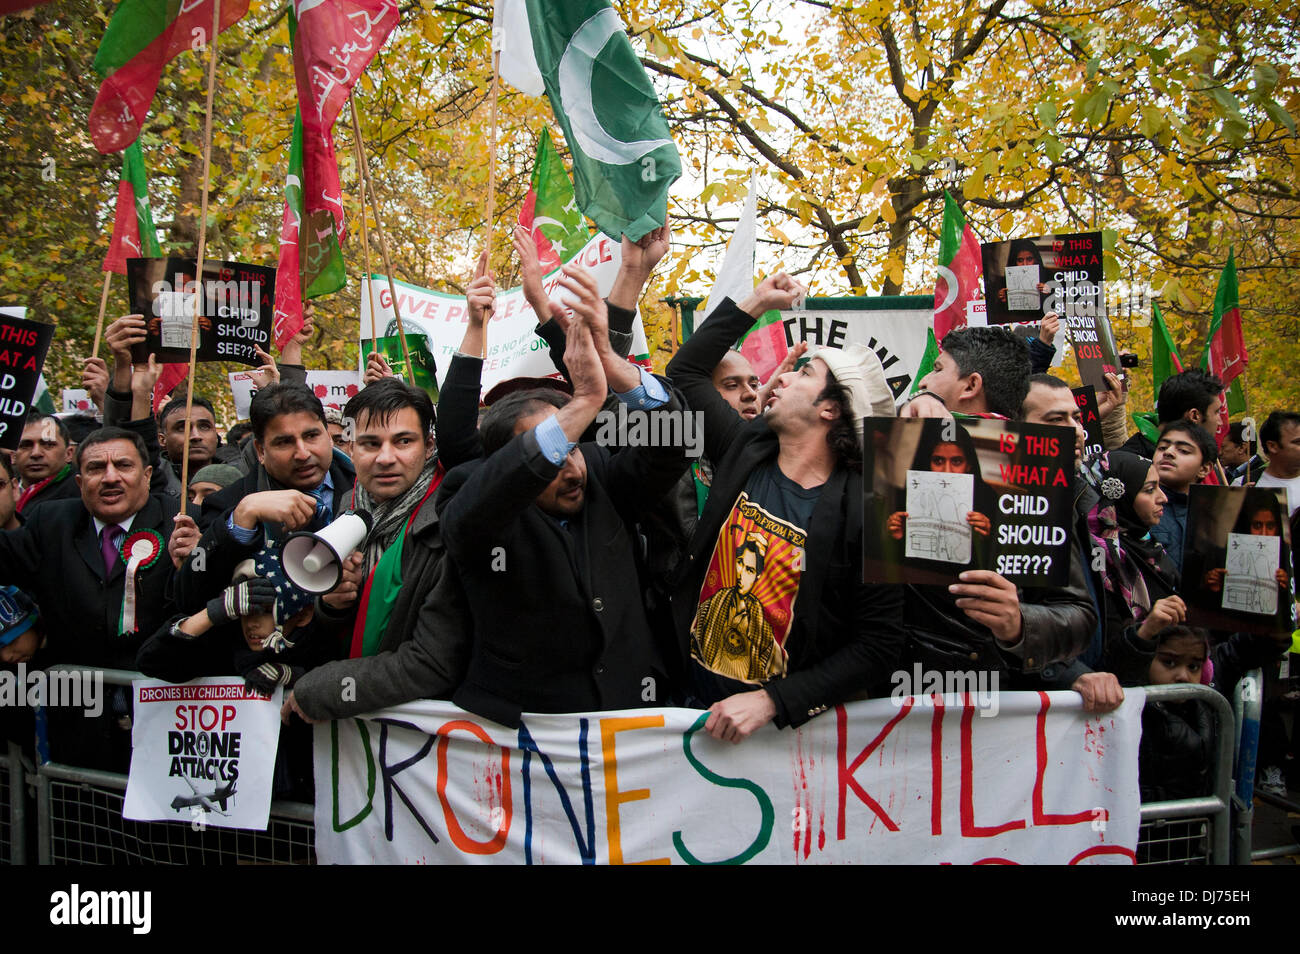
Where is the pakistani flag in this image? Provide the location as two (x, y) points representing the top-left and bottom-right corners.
(501, 1), (681, 241)
(32, 375), (55, 415)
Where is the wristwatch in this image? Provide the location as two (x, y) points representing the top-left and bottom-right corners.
(169, 618), (200, 641)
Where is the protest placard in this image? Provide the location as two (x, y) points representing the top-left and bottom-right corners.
(1072, 385), (1104, 460)
(126, 258), (277, 368)
(315, 694), (1143, 865)
(0, 310), (55, 451)
(229, 369), (361, 421)
(62, 389), (93, 413)
(982, 232), (1118, 392)
(1183, 485), (1296, 634)
(864, 417), (1075, 587)
(123, 678), (283, 831)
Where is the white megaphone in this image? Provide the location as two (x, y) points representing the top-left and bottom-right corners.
(283, 510), (373, 594)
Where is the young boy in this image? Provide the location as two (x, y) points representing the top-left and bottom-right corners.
(138, 552), (332, 694)
(1150, 420), (1217, 570)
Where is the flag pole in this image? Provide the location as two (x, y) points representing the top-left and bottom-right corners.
(481, 43), (501, 360)
(91, 270), (112, 359)
(179, 0), (221, 515)
(349, 106), (412, 383)
(349, 97), (379, 354)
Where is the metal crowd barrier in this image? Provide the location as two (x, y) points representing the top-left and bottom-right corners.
(1, 741), (27, 865)
(1134, 682), (1236, 865)
(31, 666), (315, 866)
(1233, 669), (1263, 864)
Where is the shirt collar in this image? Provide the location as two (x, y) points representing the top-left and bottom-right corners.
(93, 513), (137, 537)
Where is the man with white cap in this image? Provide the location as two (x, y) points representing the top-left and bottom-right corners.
(665, 274), (905, 742)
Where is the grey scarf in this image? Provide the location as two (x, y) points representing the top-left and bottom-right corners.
(350, 456), (440, 577)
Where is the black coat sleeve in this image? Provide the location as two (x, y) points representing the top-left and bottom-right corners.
(765, 582), (906, 729)
(436, 429), (562, 563)
(434, 353), (485, 467)
(292, 560), (471, 720)
(664, 298), (756, 465)
(595, 378), (695, 524)
(136, 613), (237, 683)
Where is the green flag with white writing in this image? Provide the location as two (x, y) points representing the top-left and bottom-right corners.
(522, 0), (680, 241)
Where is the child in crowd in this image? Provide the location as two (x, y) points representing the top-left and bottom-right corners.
(138, 550), (335, 694)
(1150, 420), (1217, 570)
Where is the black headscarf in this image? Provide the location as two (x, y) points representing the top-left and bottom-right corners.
(1090, 451), (1180, 619)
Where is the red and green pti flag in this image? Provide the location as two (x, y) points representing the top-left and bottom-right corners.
(516, 0), (680, 241)
(102, 140), (162, 274)
(518, 129), (589, 274)
(274, 0), (400, 348)
(739, 310), (788, 381)
(932, 190), (982, 341)
(153, 362), (189, 413)
(1202, 249), (1248, 389)
(89, 0), (250, 154)
(1202, 249), (1247, 446)
(1151, 300), (1184, 394)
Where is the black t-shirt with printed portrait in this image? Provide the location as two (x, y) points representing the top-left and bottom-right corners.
(690, 461), (822, 700)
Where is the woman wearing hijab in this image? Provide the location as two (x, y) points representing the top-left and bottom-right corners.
(1089, 450), (1183, 646)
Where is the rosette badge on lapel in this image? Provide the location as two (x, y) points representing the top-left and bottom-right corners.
(118, 529), (164, 635)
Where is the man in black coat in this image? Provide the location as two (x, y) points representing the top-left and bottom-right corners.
(173, 383), (355, 613)
(0, 427), (179, 769)
(15, 412), (80, 512)
(435, 264), (692, 728)
(665, 274), (906, 742)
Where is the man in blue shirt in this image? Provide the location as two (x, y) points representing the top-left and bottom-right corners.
(435, 264), (692, 727)
(175, 383), (355, 613)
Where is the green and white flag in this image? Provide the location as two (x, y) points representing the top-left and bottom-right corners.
(496, 0), (681, 241)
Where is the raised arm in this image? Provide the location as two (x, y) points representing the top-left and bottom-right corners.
(438, 279), (608, 553)
(665, 272), (804, 463)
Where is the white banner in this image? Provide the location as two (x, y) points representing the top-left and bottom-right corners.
(124, 678), (283, 831)
(315, 691), (1144, 865)
(781, 303), (932, 402)
(228, 370), (361, 422)
(360, 234), (652, 398)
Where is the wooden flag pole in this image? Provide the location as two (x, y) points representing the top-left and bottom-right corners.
(481, 48), (501, 360)
(349, 97), (379, 353)
(349, 106), (412, 381)
(91, 270), (112, 359)
(179, 0), (222, 514)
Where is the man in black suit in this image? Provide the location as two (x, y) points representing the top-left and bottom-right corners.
(0, 427), (179, 768)
(435, 264), (691, 727)
(173, 383), (355, 612)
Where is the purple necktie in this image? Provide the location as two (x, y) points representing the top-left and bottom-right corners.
(101, 525), (124, 576)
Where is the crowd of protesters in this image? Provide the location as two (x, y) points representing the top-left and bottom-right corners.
(0, 230), (1296, 822)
